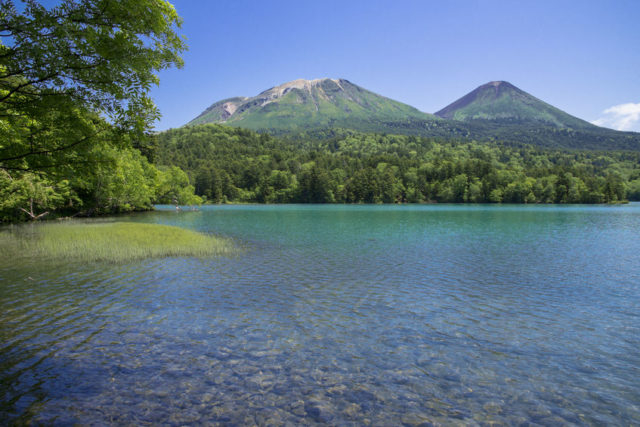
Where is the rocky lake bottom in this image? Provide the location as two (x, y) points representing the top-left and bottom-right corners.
(1, 204), (639, 425)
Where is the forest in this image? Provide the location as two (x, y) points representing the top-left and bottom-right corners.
(2, 2), (640, 224)
(156, 124), (640, 205)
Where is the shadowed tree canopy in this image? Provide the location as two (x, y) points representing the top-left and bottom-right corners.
(0, 0), (186, 171)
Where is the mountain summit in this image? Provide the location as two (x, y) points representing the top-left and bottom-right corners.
(188, 78), (441, 134)
(187, 78), (639, 150)
(435, 81), (597, 130)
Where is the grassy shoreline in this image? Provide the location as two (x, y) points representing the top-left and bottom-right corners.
(0, 221), (236, 263)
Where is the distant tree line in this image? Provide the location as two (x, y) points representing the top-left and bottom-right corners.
(156, 125), (640, 205)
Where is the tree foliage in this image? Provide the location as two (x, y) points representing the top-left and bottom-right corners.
(156, 124), (640, 205)
(1, 0), (185, 128)
(0, 1), (200, 222)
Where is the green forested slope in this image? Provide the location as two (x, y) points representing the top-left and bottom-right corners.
(433, 81), (640, 151)
(435, 81), (595, 129)
(156, 124), (640, 204)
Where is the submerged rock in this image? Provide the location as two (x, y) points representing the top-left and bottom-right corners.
(304, 399), (335, 423)
(401, 412), (438, 427)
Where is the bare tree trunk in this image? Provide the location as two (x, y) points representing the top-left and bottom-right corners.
(19, 198), (49, 220)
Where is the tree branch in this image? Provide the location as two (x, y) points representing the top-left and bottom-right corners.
(0, 133), (94, 163)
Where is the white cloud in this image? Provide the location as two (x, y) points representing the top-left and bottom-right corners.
(591, 102), (640, 132)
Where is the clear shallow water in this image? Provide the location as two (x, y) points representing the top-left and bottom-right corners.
(1, 204), (639, 425)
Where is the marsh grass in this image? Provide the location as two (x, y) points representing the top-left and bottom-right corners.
(0, 221), (236, 263)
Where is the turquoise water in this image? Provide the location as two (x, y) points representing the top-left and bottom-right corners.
(1, 204), (639, 424)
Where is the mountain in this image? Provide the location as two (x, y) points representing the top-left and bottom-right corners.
(188, 78), (640, 151)
(188, 78), (468, 137)
(434, 81), (640, 150)
(435, 81), (596, 129)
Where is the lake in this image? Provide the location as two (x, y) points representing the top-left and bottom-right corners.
(1, 204), (639, 425)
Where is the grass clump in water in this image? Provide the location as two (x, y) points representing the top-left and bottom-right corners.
(0, 221), (235, 263)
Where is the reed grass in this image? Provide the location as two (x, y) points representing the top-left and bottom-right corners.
(0, 221), (235, 263)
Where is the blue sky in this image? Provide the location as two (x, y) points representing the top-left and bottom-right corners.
(151, 0), (640, 131)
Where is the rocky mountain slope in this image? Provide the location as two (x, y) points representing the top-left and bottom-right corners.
(189, 78), (469, 137)
(187, 78), (640, 150)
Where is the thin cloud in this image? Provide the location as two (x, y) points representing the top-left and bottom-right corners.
(592, 102), (640, 132)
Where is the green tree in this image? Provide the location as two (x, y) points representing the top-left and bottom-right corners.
(1, 0), (191, 222)
(0, 169), (77, 220)
(627, 179), (640, 201)
(298, 165), (332, 203)
(155, 166), (201, 206)
(1, 0), (186, 172)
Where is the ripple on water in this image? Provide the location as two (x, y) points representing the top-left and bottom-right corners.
(1, 205), (640, 424)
